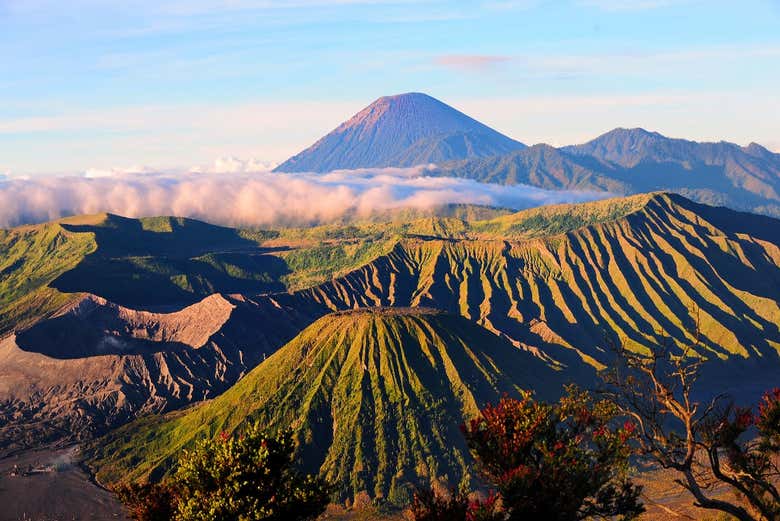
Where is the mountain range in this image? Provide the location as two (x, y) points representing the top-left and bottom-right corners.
(276, 93), (780, 217)
(3, 92), (780, 515)
(3, 192), (780, 505)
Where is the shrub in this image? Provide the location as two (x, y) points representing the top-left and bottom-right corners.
(461, 386), (644, 521)
(115, 422), (331, 521)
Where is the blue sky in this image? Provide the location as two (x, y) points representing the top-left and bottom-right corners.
(1, 0), (779, 174)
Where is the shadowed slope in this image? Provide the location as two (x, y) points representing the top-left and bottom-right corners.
(0, 293), (313, 455)
(52, 214), (288, 308)
(87, 308), (562, 504)
(279, 193), (780, 375)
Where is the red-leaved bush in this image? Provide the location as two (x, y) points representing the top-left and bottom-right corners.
(412, 386), (643, 521)
(461, 385), (643, 521)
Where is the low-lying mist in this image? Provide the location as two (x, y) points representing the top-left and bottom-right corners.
(0, 166), (611, 228)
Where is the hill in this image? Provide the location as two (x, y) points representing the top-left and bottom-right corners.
(436, 128), (780, 217)
(86, 308), (563, 504)
(0, 220), (97, 333)
(274, 93), (525, 172)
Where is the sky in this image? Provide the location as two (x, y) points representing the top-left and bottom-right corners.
(1, 0), (779, 175)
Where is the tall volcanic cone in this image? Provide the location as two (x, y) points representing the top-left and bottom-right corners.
(274, 92), (525, 172)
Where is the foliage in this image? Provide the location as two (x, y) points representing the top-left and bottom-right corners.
(112, 481), (180, 521)
(461, 386), (644, 521)
(602, 330), (780, 521)
(113, 422), (331, 521)
(174, 422), (331, 521)
(410, 486), (504, 521)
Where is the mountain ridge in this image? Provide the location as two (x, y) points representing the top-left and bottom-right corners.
(3, 192), (780, 456)
(436, 128), (780, 217)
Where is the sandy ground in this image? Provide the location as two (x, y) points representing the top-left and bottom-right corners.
(0, 446), (756, 520)
(0, 447), (128, 521)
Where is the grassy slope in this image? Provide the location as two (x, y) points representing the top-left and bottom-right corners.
(87, 309), (563, 504)
(291, 193), (780, 371)
(0, 222), (97, 333)
(0, 205), (506, 316)
(470, 193), (653, 239)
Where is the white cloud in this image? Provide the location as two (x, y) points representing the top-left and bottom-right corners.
(83, 165), (158, 178)
(0, 167), (610, 228)
(192, 157), (278, 174)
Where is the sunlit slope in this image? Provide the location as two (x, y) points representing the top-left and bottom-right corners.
(0, 220), (97, 333)
(1, 207), (503, 312)
(88, 308), (561, 503)
(285, 193), (780, 369)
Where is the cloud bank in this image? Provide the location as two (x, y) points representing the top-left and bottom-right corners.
(0, 167), (611, 228)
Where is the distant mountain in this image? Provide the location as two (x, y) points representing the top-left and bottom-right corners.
(564, 127), (778, 169)
(87, 308), (562, 503)
(436, 128), (780, 216)
(566, 128), (780, 215)
(275, 94), (780, 216)
(434, 143), (626, 192)
(274, 92), (526, 172)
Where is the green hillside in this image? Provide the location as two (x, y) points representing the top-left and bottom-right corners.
(87, 308), (563, 504)
(1, 207), (505, 313)
(287, 193), (780, 372)
(470, 192), (654, 239)
(0, 221), (97, 333)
